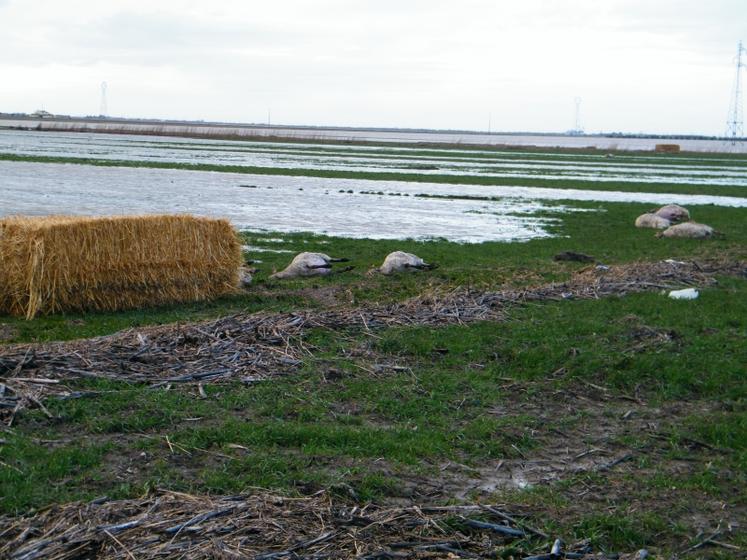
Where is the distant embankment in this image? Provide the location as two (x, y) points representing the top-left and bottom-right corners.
(1, 117), (745, 153)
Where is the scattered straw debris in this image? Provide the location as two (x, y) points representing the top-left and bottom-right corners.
(0, 489), (642, 559)
(0, 259), (744, 421)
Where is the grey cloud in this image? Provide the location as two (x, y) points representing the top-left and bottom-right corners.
(1, 0), (739, 135)
(1, 10), (311, 67)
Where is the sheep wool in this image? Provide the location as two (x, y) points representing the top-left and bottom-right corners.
(655, 204), (690, 223)
(379, 251), (434, 275)
(270, 252), (348, 279)
(658, 222), (715, 239)
(635, 213), (671, 229)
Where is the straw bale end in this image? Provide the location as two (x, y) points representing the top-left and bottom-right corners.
(0, 214), (243, 318)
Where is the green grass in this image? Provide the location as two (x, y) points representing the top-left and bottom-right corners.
(2, 200), (745, 344)
(375, 278), (747, 400)
(1, 146), (746, 555)
(0, 290), (309, 344)
(2, 274), (745, 555)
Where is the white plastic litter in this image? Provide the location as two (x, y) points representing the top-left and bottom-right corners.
(668, 288), (699, 300)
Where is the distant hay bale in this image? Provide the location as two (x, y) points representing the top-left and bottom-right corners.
(655, 144), (680, 153)
(0, 215), (242, 319)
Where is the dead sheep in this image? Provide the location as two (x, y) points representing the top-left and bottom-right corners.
(635, 213), (671, 229)
(654, 204), (690, 223)
(378, 251), (437, 275)
(270, 252), (350, 279)
(657, 222), (717, 239)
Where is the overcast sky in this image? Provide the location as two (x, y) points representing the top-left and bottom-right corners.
(1, 0), (745, 135)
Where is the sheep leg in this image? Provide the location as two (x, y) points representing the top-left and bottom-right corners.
(333, 265), (355, 274)
(328, 257), (350, 262)
(306, 264), (333, 270)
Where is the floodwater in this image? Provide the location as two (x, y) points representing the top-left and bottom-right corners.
(0, 161), (567, 243)
(2, 161), (746, 243)
(3, 118), (746, 153)
(2, 130), (747, 187)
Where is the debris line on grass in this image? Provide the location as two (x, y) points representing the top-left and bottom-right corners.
(0, 489), (640, 559)
(1, 259), (744, 420)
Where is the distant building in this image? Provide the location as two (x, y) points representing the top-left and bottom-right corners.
(30, 110), (54, 118)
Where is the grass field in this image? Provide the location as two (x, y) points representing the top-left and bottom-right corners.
(0, 142), (746, 558)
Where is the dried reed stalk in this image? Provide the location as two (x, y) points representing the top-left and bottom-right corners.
(0, 489), (639, 559)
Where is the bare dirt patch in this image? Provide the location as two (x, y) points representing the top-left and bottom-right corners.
(0, 324), (16, 343)
(439, 391), (716, 500)
(295, 284), (356, 307)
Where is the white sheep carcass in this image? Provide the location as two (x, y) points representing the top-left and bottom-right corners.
(378, 251), (436, 275)
(635, 213), (671, 229)
(270, 252), (350, 279)
(657, 222), (716, 239)
(655, 204), (690, 223)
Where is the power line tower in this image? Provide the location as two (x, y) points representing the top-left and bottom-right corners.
(725, 41), (746, 143)
(574, 97), (583, 133)
(99, 81), (108, 118)
(569, 97), (583, 135)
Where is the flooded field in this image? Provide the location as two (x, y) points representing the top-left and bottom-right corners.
(0, 161), (568, 242)
(2, 130), (746, 243)
(3, 130), (747, 186)
(2, 161), (747, 243)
